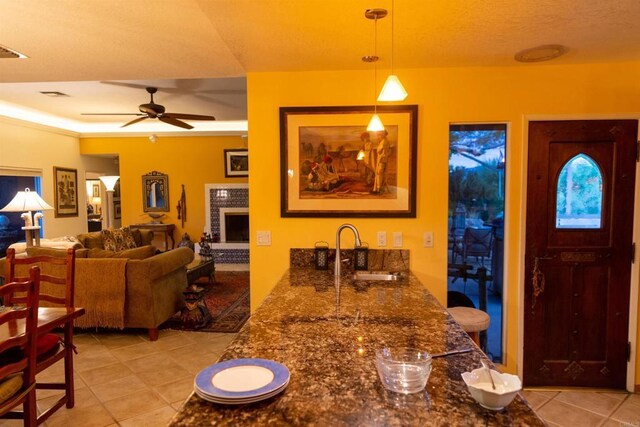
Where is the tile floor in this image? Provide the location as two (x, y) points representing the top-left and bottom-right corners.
(0, 329), (237, 427)
(0, 329), (638, 426)
(522, 389), (640, 427)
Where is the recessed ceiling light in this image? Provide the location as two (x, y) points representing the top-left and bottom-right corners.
(515, 44), (568, 63)
(40, 91), (70, 97)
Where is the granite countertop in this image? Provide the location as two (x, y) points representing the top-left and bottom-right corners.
(170, 268), (544, 426)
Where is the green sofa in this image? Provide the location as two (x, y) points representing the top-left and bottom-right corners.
(2, 230), (194, 341)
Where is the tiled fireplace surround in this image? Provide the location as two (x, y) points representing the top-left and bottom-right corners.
(196, 183), (249, 270)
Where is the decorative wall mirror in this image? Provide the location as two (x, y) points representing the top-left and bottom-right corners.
(142, 171), (169, 212)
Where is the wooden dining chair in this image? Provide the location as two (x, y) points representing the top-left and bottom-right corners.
(0, 266), (41, 427)
(5, 248), (77, 424)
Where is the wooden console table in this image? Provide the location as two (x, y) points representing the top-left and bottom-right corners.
(130, 223), (176, 250)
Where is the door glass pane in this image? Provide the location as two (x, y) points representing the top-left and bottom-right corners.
(556, 154), (602, 229)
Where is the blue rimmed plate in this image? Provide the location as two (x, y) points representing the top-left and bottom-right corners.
(194, 358), (290, 400)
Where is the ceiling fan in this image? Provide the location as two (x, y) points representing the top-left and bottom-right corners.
(82, 87), (216, 129)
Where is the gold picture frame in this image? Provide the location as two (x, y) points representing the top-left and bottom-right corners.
(53, 166), (79, 218)
(279, 105), (418, 217)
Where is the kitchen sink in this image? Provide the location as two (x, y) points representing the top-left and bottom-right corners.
(352, 271), (405, 281)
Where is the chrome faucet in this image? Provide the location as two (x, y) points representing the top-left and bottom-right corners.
(335, 223), (362, 285)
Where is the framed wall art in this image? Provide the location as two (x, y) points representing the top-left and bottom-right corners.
(53, 166), (79, 217)
(142, 170), (169, 212)
(224, 149), (249, 177)
(113, 201), (121, 219)
(279, 105), (418, 217)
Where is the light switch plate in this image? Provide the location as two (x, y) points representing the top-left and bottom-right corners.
(393, 232), (403, 247)
(377, 231), (387, 247)
(424, 231), (434, 247)
(256, 231), (271, 246)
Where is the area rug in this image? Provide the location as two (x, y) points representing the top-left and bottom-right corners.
(164, 271), (250, 333)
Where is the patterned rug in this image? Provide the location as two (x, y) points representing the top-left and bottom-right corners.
(164, 271), (250, 333)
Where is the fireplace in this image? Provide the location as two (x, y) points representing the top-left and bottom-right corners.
(201, 183), (249, 269)
(220, 208), (249, 243)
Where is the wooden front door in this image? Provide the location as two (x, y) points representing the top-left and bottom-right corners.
(524, 120), (637, 388)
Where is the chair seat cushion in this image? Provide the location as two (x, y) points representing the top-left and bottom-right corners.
(0, 374), (23, 404)
(36, 333), (61, 360)
(0, 334), (61, 366)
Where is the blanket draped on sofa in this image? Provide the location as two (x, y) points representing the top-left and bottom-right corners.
(12, 258), (128, 329)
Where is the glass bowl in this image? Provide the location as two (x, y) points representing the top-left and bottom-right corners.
(461, 367), (522, 410)
(375, 347), (432, 394)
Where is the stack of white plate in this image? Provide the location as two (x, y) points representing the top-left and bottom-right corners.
(194, 358), (290, 405)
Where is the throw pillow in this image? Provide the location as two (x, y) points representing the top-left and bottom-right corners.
(87, 245), (157, 260)
(77, 231), (104, 249)
(101, 227), (137, 251)
(101, 229), (117, 251)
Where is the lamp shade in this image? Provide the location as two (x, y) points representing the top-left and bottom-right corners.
(378, 75), (408, 102)
(99, 175), (120, 192)
(367, 114), (385, 132)
(0, 188), (53, 212)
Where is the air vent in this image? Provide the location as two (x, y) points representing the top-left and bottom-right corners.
(0, 44), (27, 59)
(40, 91), (70, 98)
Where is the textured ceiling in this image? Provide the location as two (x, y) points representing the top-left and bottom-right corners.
(0, 0), (639, 133)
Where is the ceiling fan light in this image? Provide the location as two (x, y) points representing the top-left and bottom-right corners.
(378, 75), (408, 101)
(367, 114), (385, 132)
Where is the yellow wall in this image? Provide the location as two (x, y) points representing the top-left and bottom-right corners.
(247, 61), (640, 383)
(79, 135), (247, 247)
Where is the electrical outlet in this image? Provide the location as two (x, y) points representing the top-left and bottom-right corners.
(377, 231), (387, 247)
(256, 231), (271, 246)
(393, 232), (403, 247)
(424, 231), (434, 247)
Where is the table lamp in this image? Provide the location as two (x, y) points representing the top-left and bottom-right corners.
(0, 188), (54, 247)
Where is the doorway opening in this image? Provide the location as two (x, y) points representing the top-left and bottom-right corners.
(447, 123), (506, 363)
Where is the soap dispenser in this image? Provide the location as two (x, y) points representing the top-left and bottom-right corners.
(354, 243), (369, 271)
(314, 241), (329, 270)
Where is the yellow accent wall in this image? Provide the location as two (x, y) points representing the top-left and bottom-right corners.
(79, 135), (247, 248)
(246, 61), (640, 383)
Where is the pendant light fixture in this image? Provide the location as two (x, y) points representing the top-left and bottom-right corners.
(378, 0), (408, 102)
(364, 8), (387, 132)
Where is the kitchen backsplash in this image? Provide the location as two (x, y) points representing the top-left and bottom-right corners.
(290, 248), (410, 271)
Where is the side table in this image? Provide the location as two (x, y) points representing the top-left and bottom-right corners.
(130, 223), (176, 251)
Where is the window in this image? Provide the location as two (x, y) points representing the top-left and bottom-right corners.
(555, 154), (602, 229)
(448, 123), (507, 363)
(0, 174), (42, 257)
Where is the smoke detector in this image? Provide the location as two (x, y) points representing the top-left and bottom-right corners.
(515, 45), (568, 63)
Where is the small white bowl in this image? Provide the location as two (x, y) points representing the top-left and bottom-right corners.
(461, 367), (522, 410)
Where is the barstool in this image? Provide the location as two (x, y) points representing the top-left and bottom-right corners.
(448, 306), (490, 346)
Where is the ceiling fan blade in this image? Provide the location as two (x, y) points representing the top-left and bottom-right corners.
(159, 116), (193, 129)
(82, 113), (145, 116)
(163, 113), (216, 121)
(121, 116), (149, 128)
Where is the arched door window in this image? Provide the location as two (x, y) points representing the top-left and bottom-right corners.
(556, 154), (603, 229)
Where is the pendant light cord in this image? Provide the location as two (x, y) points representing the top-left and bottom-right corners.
(373, 15), (378, 114)
(391, 0), (395, 74)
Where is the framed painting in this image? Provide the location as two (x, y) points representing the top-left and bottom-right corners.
(53, 166), (79, 218)
(224, 149), (249, 177)
(92, 183), (100, 198)
(142, 170), (170, 212)
(279, 105), (418, 217)
(113, 201), (121, 219)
